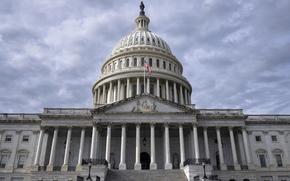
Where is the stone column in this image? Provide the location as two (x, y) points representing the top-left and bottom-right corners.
(179, 85), (184, 104)
(90, 125), (97, 159)
(136, 78), (140, 95)
(47, 128), (58, 171)
(184, 89), (188, 104)
(76, 128), (85, 171)
(33, 128), (44, 167)
(188, 92), (191, 104)
(242, 128), (253, 168)
(93, 90), (97, 106)
(62, 127), (72, 171)
(216, 127), (226, 170)
(166, 80), (169, 100)
(156, 78), (160, 97)
(134, 124), (141, 170)
(126, 78), (130, 98)
(150, 124), (157, 169)
(179, 125), (185, 168)
(108, 82), (113, 103)
(229, 127), (241, 170)
(119, 124), (127, 170)
(147, 78), (150, 94)
(173, 82), (178, 103)
(105, 125), (112, 169)
(102, 84), (106, 104)
(193, 125), (200, 163)
(164, 124), (172, 169)
(97, 88), (101, 104)
(203, 127), (210, 159)
(117, 79), (121, 100)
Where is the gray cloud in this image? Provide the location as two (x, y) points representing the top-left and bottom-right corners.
(0, 0), (289, 114)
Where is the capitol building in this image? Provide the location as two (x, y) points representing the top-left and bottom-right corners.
(0, 2), (290, 181)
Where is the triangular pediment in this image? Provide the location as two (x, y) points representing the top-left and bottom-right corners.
(93, 94), (195, 114)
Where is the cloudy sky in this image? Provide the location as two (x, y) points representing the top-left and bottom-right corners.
(0, 0), (290, 114)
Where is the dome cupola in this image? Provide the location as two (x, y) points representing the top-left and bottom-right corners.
(92, 2), (192, 107)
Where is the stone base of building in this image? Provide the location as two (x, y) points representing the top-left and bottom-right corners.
(165, 163), (172, 170)
(134, 163), (141, 170)
(119, 163), (127, 170)
(150, 162), (157, 170)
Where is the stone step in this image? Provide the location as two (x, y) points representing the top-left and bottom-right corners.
(105, 169), (188, 181)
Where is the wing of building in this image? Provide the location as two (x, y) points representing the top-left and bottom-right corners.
(1, 2), (290, 181)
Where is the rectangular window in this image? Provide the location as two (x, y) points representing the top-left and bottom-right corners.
(17, 155), (27, 168)
(141, 57), (145, 66)
(5, 135), (12, 142)
(259, 154), (267, 167)
(156, 59), (159, 68)
(0, 154), (9, 168)
(133, 58), (137, 67)
(163, 61), (166, 69)
(271, 135), (277, 142)
(22, 135), (29, 142)
(126, 59), (129, 67)
(149, 58), (152, 66)
(275, 154), (283, 167)
(169, 63), (171, 71)
(255, 136), (261, 142)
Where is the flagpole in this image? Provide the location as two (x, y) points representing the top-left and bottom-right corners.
(144, 58), (146, 94)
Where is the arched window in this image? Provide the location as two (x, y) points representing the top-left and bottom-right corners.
(0, 150), (11, 168)
(156, 59), (160, 68)
(256, 149), (267, 168)
(16, 150), (29, 168)
(272, 149), (283, 167)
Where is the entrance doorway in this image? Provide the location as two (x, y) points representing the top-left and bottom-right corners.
(140, 152), (150, 169)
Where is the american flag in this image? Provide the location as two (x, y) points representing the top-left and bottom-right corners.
(144, 59), (152, 75)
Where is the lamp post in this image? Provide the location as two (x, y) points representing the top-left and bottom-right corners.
(202, 161), (208, 179)
(86, 160), (92, 181)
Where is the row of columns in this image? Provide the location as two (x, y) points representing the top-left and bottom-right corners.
(94, 77), (191, 105)
(33, 125), (253, 171)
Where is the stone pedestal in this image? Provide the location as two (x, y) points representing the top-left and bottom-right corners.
(31, 165), (39, 172)
(76, 164), (82, 171)
(150, 162), (157, 170)
(165, 163), (172, 170)
(234, 164), (241, 170)
(119, 163), (127, 170)
(46, 165), (53, 171)
(134, 163), (141, 170)
(61, 164), (68, 171)
(220, 164), (227, 170)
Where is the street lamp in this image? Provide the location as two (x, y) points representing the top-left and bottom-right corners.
(202, 162), (208, 179)
(86, 160), (92, 181)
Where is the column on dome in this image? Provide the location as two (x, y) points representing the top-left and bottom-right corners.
(147, 77), (150, 94)
(164, 124), (172, 169)
(47, 127), (58, 171)
(193, 124), (199, 163)
(150, 124), (157, 169)
(120, 81), (125, 100)
(93, 89), (97, 106)
(216, 127), (227, 170)
(184, 89), (188, 104)
(102, 84), (106, 104)
(136, 77), (140, 95)
(188, 91), (191, 104)
(203, 127), (210, 160)
(117, 79), (121, 101)
(61, 127), (72, 171)
(229, 127), (241, 170)
(166, 80), (169, 100)
(113, 83), (117, 102)
(173, 82), (178, 103)
(156, 78), (160, 97)
(97, 87), (101, 104)
(105, 124), (112, 168)
(179, 124), (185, 168)
(179, 85), (184, 105)
(76, 128), (85, 171)
(126, 78), (130, 98)
(108, 81), (113, 103)
(134, 124), (141, 170)
(119, 124), (127, 170)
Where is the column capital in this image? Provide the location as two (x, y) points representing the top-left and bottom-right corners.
(215, 126), (221, 130)
(202, 126), (208, 130)
(228, 126), (234, 131)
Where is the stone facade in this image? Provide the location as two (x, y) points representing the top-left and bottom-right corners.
(1, 3), (290, 181)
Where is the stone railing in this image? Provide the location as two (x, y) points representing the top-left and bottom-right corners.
(0, 113), (40, 120)
(198, 109), (243, 115)
(247, 115), (290, 121)
(43, 108), (92, 115)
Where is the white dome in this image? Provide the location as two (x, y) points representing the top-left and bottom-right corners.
(111, 30), (172, 55)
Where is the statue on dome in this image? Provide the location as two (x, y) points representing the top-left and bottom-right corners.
(140, 1), (145, 15)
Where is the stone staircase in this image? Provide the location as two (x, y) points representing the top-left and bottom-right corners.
(105, 169), (188, 181)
